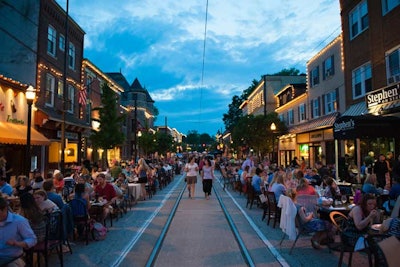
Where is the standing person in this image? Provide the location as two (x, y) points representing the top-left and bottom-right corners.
(201, 158), (214, 200)
(135, 158), (150, 200)
(184, 156), (198, 199)
(300, 156), (307, 172)
(374, 154), (389, 189)
(0, 196), (37, 267)
(241, 154), (254, 171)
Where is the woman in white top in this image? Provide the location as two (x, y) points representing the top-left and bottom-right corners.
(201, 158), (215, 200)
(184, 156), (199, 199)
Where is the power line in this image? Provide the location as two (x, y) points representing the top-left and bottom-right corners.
(199, 0), (209, 127)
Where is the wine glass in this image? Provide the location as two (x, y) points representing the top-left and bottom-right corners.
(341, 195), (347, 205)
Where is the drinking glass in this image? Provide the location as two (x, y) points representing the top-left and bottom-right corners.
(341, 195), (347, 204)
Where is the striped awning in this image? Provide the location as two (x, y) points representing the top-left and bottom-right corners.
(289, 112), (339, 134)
(368, 101), (400, 114)
(0, 122), (50, 145)
(341, 102), (368, 116)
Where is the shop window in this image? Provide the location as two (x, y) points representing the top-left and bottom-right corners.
(45, 73), (55, 107)
(349, 0), (369, 40)
(382, 0), (400, 15)
(386, 47), (400, 84)
(352, 62), (371, 99)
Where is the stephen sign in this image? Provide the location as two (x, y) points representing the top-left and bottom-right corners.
(366, 83), (400, 108)
(334, 119), (355, 132)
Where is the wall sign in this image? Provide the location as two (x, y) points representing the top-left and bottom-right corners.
(366, 83), (400, 108)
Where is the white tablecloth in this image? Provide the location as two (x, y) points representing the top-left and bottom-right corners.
(128, 183), (141, 201)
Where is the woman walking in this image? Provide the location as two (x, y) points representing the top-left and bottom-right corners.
(184, 156), (198, 199)
(135, 158), (150, 200)
(201, 158), (215, 199)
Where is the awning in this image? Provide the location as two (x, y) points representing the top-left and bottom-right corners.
(341, 102), (368, 116)
(333, 115), (400, 140)
(289, 112), (338, 134)
(0, 122), (50, 145)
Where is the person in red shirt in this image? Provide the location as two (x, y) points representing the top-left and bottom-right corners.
(296, 178), (317, 196)
(94, 173), (116, 204)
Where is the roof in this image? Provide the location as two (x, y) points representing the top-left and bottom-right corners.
(341, 102), (368, 116)
(288, 112), (339, 134)
(106, 73), (131, 92)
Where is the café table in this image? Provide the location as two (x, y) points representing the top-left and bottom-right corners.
(317, 203), (354, 221)
(127, 183), (142, 201)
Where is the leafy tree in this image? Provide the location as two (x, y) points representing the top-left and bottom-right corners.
(186, 130), (200, 148)
(155, 131), (173, 155)
(231, 113), (286, 157)
(90, 83), (126, 164)
(273, 68), (303, 76)
(138, 131), (157, 156)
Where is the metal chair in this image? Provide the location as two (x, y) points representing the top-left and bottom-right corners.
(69, 199), (91, 245)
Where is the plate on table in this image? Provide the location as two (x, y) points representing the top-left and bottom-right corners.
(329, 206), (346, 210)
(371, 224), (382, 231)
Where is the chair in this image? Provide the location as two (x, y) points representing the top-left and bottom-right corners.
(69, 199), (90, 245)
(246, 181), (259, 209)
(278, 195), (310, 254)
(89, 204), (112, 227)
(266, 192), (281, 228)
(26, 211), (64, 267)
(328, 211), (369, 267)
(365, 234), (391, 267)
(296, 195), (318, 216)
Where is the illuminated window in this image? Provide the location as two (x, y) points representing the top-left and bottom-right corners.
(382, 0), (400, 15)
(45, 73), (55, 107)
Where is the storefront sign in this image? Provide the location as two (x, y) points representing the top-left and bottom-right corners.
(7, 115), (24, 125)
(310, 131), (323, 141)
(366, 83), (400, 108)
(334, 118), (355, 132)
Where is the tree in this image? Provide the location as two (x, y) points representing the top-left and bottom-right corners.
(273, 68), (303, 76)
(154, 131), (173, 156)
(90, 83), (126, 165)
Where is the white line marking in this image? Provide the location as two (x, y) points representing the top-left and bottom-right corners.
(111, 177), (183, 267)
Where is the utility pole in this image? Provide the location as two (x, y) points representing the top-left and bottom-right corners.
(60, 0), (69, 174)
(133, 95), (138, 163)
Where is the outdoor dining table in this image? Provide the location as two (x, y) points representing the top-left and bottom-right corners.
(127, 183), (142, 201)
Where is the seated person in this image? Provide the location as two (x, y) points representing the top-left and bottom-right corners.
(362, 173), (381, 195)
(389, 174), (400, 201)
(42, 179), (64, 209)
(322, 176), (341, 200)
(0, 196), (37, 267)
(287, 189), (333, 249)
(380, 217), (400, 237)
(307, 168), (322, 186)
(19, 193), (46, 243)
(251, 168), (264, 195)
(269, 173), (286, 201)
(296, 178), (317, 196)
(13, 175), (32, 197)
(33, 189), (59, 214)
(0, 177), (13, 196)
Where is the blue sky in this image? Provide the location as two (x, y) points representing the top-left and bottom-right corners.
(56, 0), (341, 136)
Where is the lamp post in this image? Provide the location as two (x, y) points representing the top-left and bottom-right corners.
(25, 85), (36, 176)
(270, 122), (276, 164)
(137, 130), (142, 158)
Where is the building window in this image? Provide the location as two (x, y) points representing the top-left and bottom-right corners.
(352, 62), (372, 99)
(299, 103), (306, 122)
(309, 66), (319, 87)
(349, 0), (369, 40)
(47, 25), (57, 56)
(386, 47), (400, 84)
(57, 80), (63, 97)
(59, 34), (65, 51)
(67, 85), (75, 113)
(324, 91), (337, 114)
(45, 73), (55, 106)
(85, 102), (91, 124)
(323, 55), (335, 80)
(279, 113), (284, 123)
(312, 98), (320, 118)
(382, 0), (400, 15)
(68, 42), (75, 70)
(287, 109), (294, 125)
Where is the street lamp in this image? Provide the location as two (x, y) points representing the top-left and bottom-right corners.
(270, 122), (276, 164)
(26, 85), (36, 176)
(137, 130), (142, 159)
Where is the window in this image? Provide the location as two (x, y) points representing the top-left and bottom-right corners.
(47, 25), (57, 56)
(85, 102), (91, 124)
(279, 113), (285, 123)
(312, 98), (320, 118)
(59, 34), (65, 51)
(57, 80), (63, 97)
(324, 91), (337, 114)
(67, 85), (75, 113)
(299, 103), (306, 122)
(45, 73), (55, 106)
(352, 63), (372, 99)
(309, 66), (319, 87)
(68, 42), (75, 70)
(349, 0), (369, 39)
(323, 55), (335, 80)
(386, 47), (400, 84)
(287, 109), (294, 125)
(382, 0), (400, 15)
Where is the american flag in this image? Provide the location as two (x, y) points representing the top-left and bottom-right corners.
(78, 86), (87, 105)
